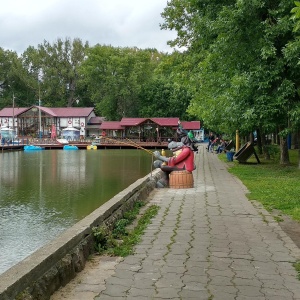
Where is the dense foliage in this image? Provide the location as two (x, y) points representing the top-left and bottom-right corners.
(0, 39), (191, 120)
(161, 0), (300, 164)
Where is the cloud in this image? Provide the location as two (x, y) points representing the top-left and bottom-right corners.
(0, 0), (176, 54)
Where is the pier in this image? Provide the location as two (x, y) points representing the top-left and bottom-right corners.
(0, 137), (169, 152)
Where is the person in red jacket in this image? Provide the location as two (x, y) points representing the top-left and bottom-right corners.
(153, 128), (197, 188)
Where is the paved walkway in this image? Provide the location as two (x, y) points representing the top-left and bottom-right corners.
(52, 144), (300, 300)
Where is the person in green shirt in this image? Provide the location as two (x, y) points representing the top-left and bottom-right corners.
(188, 130), (194, 140)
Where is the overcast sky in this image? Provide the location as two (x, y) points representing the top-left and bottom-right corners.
(0, 0), (177, 54)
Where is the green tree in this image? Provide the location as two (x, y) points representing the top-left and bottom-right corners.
(0, 47), (36, 108)
(21, 38), (89, 107)
(138, 77), (192, 119)
(80, 46), (161, 120)
(291, 1), (300, 31)
(161, 0), (299, 164)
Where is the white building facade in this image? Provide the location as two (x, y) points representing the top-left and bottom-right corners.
(0, 106), (99, 138)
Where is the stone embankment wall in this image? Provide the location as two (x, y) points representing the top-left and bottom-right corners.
(0, 169), (161, 300)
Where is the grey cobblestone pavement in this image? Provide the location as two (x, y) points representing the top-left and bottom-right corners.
(52, 144), (300, 300)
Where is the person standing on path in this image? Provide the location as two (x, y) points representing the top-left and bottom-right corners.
(208, 132), (215, 152)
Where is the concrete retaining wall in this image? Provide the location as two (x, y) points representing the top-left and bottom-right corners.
(0, 169), (162, 300)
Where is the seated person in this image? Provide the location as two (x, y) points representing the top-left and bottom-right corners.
(216, 139), (227, 154)
(209, 137), (218, 153)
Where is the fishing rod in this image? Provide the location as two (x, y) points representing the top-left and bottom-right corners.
(124, 138), (155, 155)
(100, 136), (154, 155)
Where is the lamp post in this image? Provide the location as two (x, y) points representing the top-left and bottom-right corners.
(236, 130), (240, 152)
(37, 70), (43, 139)
(12, 92), (15, 132)
(38, 83), (42, 139)
(8, 85), (16, 134)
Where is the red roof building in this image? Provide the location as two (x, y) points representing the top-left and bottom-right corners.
(181, 121), (201, 130)
(0, 106), (200, 141)
(100, 118), (200, 142)
(100, 121), (123, 130)
(0, 106), (96, 137)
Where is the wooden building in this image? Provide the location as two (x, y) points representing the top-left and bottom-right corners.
(0, 106), (200, 141)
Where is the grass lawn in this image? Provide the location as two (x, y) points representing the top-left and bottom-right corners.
(219, 149), (300, 221)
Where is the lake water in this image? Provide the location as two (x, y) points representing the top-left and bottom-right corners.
(0, 149), (153, 274)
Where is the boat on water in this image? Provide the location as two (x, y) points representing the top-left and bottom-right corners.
(56, 138), (69, 145)
(63, 145), (78, 150)
(87, 144), (97, 150)
(24, 145), (45, 151)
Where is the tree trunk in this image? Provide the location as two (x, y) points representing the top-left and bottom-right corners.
(280, 134), (290, 165)
(271, 132), (275, 144)
(294, 131), (299, 150)
(249, 132), (254, 144)
(297, 129), (300, 169)
(261, 133), (270, 160)
(67, 79), (76, 107)
(275, 127), (280, 144)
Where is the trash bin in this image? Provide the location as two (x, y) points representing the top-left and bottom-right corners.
(226, 151), (235, 162)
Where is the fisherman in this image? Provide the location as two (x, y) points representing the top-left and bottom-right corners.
(153, 122), (197, 188)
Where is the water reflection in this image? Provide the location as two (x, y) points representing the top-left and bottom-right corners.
(0, 149), (153, 274)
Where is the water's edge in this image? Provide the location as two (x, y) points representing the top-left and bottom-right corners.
(0, 169), (162, 300)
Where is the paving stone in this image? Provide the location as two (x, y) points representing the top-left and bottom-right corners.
(179, 289), (210, 299)
(155, 287), (181, 299)
(233, 277), (262, 287)
(101, 284), (128, 297)
(155, 277), (184, 288)
(209, 275), (235, 286)
(126, 287), (156, 298)
(181, 274), (209, 286)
